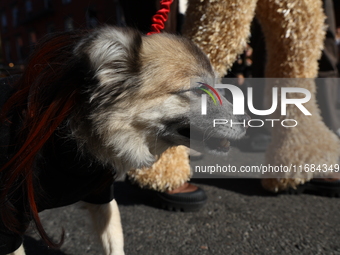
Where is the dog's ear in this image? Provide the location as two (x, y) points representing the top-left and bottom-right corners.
(74, 27), (143, 105)
(76, 27), (142, 73)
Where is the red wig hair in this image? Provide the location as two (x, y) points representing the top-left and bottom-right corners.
(0, 30), (88, 248)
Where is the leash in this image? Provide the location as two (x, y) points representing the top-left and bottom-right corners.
(147, 0), (173, 35)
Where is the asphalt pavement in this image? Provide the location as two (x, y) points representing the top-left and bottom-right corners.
(23, 147), (340, 255)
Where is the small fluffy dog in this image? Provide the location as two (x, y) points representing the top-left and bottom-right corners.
(0, 27), (247, 255)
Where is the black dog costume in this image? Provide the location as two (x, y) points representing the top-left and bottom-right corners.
(0, 77), (115, 254)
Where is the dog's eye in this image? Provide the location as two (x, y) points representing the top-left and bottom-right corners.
(192, 87), (206, 96)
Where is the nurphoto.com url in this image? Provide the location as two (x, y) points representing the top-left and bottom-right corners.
(194, 164), (340, 175)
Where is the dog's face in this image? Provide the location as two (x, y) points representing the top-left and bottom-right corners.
(72, 27), (247, 175)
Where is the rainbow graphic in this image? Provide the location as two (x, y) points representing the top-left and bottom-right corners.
(197, 82), (223, 105)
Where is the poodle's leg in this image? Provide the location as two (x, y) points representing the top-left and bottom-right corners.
(8, 244), (25, 255)
(256, 0), (340, 191)
(182, 0), (258, 77)
(86, 200), (124, 255)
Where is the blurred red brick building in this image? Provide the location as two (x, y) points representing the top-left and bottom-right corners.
(0, 0), (122, 66)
